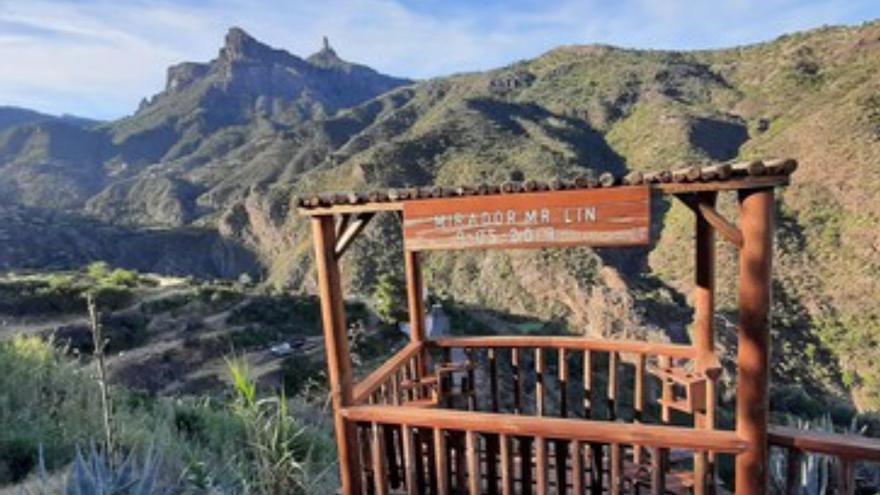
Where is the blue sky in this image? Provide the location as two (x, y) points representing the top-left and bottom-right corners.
(1, 0), (878, 120)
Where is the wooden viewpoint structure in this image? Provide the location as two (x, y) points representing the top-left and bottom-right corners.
(299, 159), (880, 494)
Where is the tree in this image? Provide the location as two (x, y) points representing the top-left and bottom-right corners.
(373, 272), (406, 323)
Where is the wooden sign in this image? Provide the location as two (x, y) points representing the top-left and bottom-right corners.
(403, 187), (651, 251)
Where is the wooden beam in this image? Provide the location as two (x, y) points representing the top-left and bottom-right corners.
(335, 213), (352, 239)
(334, 212), (375, 259)
(405, 250), (426, 343)
(297, 177), (790, 217)
(769, 426), (880, 461)
(429, 336), (698, 359)
(735, 188), (774, 495)
(677, 193), (743, 248)
(342, 406), (749, 453)
(694, 191), (717, 495)
(311, 215), (362, 495)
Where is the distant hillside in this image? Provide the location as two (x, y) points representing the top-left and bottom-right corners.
(2, 21), (880, 411)
(0, 27), (410, 216)
(0, 106), (99, 133)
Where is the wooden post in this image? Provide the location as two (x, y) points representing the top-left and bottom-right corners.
(404, 250), (428, 384)
(405, 250), (426, 343)
(695, 191), (717, 495)
(311, 216), (362, 495)
(735, 188), (774, 495)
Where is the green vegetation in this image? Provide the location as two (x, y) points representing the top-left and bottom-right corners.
(1, 335), (337, 493)
(373, 272), (407, 323)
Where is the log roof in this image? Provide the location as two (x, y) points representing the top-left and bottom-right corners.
(297, 158), (796, 216)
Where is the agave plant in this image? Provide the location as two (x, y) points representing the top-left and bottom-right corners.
(770, 414), (870, 495)
(21, 443), (178, 495)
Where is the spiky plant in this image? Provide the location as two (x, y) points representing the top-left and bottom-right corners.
(20, 443), (178, 495)
(770, 415), (870, 495)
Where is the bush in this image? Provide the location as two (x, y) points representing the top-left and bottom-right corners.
(373, 273), (406, 323)
(105, 268), (139, 288)
(280, 356), (324, 397)
(0, 336), (103, 483)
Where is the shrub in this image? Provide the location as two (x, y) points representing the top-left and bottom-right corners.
(373, 272), (406, 323)
(105, 268), (139, 288)
(280, 356), (324, 397)
(86, 261), (110, 281)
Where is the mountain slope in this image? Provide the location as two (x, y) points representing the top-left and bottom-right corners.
(2, 22), (880, 411)
(0, 27), (411, 217)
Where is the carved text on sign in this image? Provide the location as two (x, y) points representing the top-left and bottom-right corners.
(403, 187), (650, 251)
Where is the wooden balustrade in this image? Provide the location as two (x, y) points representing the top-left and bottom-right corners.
(353, 341), (425, 405)
(349, 338), (880, 494)
(344, 337), (732, 494)
(346, 405), (746, 494)
(770, 425), (880, 495)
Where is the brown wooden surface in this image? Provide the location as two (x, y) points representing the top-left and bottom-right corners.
(571, 441), (583, 494)
(466, 431), (481, 495)
(430, 336), (698, 359)
(694, 190), (717, 495)
(500, 434), (513, 495)
(402, 426), (417, 495)
(297, 174), (791, 217)
(311, 216), (362, 495)
(433, 428), (449, 495)
(769, 426), (880, 461)
(535, 437), (548, 495)
(371, 423), (389, 495)
(402, 187), (651, 251)
(342, 405), (749, 453)
(353, 342), (423, 403)
(735, 188), (774, 495)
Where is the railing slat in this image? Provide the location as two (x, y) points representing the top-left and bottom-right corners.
(556, 349), (568, 494)
(402, 425), (417, 495)
(535, 437), (548, 495)
(372, 423), (389, 495)
(583, 350), (593, 418)
(466, 431), (481, 495)
(434, 428), (449, 495)
(500, 433), (513, 495)
(610, 442), (622, 495)
(650, 447), (666, 495)
(571, 440), (584, 495)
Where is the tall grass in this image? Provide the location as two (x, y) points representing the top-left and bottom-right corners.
(225, 356), (334, 494)
(1, 337), (338, 493)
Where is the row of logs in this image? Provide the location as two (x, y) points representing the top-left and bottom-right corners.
(296, 158), (797, 208)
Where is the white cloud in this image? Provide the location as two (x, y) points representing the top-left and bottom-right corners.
(0, 0), (876, 119)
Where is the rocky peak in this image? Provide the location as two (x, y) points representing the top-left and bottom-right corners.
(307, 36), (347, 69)
(220, 27), (278, 62)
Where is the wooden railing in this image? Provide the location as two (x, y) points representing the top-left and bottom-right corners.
(347, 336), (728, 494)
(345, 406), (746, 495)
(348, 336), (880, 493)
(353, 341), (425, 405)
(770, 425), (880, 495)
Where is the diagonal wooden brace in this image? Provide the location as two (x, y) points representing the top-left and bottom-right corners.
(676, 193), (744, 248)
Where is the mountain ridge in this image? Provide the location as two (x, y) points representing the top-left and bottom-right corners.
(2, 20), (880, 411)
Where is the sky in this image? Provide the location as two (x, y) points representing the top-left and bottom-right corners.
(1, 0), (878, 120)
